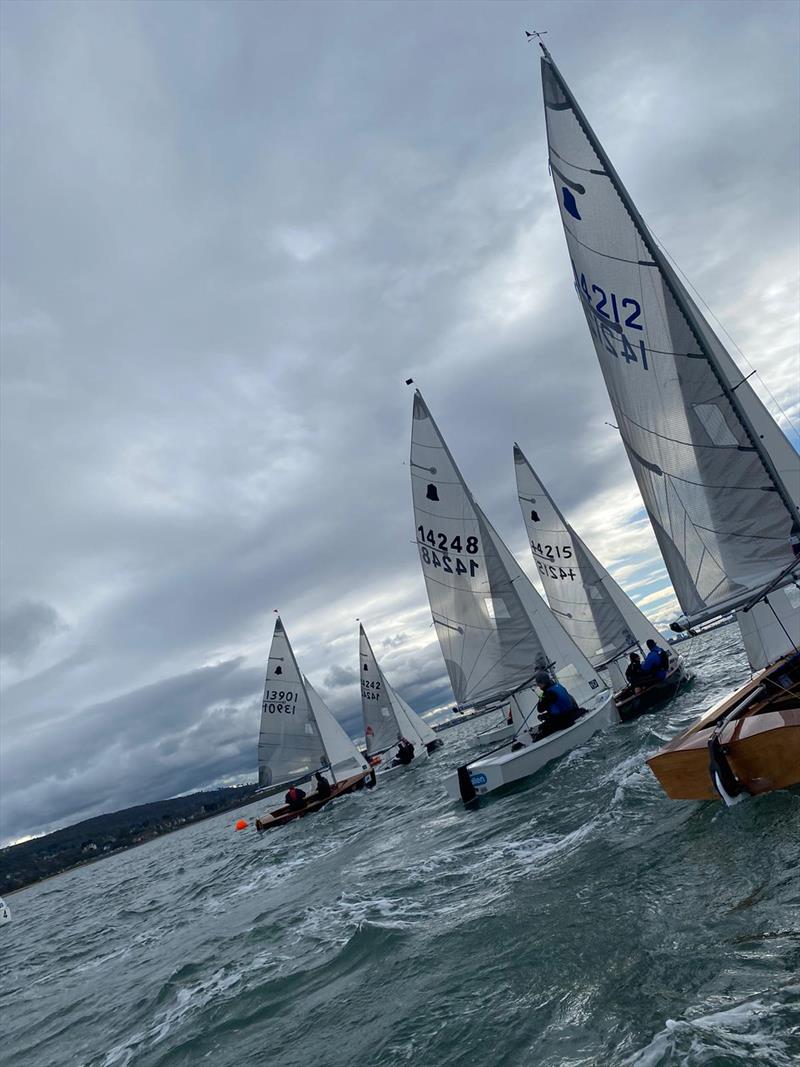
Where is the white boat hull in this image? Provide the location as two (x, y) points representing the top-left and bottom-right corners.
(444, 692), (613, 801)
(476, 722), (516, 745)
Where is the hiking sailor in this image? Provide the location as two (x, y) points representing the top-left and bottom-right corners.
(625, 652), (646, 691)
(641, 639), (669, 684)
(532, 670), (579, 738)
(313, 771), (332, 799)
(395, 737), (415, 765)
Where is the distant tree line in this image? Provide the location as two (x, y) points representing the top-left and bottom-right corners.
(0, 784), (260, 894)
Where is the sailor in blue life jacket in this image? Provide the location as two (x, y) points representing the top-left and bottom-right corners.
(640, 639), (669, 683)
(532, 670), (579, 738)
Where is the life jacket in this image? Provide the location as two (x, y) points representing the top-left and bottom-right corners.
(543, 683), (578, 716)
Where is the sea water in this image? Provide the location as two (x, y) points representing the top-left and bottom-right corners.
(3, 626), (799, 1067)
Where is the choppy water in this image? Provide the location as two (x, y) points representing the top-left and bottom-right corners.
(3, 627), (800, 1067)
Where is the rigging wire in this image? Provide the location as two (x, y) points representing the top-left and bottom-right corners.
(650, 230), (800, 442)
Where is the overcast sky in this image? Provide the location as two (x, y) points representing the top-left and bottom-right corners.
(1, 0), (798, 843)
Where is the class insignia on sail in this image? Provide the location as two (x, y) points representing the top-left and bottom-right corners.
(538, 44), (800, 803)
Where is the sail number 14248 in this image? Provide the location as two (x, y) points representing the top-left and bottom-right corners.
(416, 526), (480, 577)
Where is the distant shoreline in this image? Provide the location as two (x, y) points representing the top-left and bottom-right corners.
(1, 784), (264, 896)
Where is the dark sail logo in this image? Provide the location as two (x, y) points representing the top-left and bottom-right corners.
(551, 160), (585, 221)
(561, 187), (582, 220)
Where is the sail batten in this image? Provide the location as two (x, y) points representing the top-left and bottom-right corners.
(539, 48), (800, 628)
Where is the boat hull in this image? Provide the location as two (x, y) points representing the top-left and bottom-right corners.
(444, 693), (613, 801)
(255, 769), (375, 830)
(476, 722), (516, 745)
(647, 654), (800, 801)
(615, 664), (688, 722)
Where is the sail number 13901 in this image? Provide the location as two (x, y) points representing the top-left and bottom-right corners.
(263, 690), (298, 714)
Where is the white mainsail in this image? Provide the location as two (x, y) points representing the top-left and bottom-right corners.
(410, 390), (606, 713)
(304, 678), (370, 782)
(257, 617), (325, 788)
(539, 46), (800, 668)
(359, 624), (432, 756)
(514, 443), (665, 676)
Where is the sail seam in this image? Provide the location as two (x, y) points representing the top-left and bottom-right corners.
(563, 220), (656, 267)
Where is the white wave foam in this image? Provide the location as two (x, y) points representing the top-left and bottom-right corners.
(626, 989), (798, 1066)
(98, 966), (245, 1067)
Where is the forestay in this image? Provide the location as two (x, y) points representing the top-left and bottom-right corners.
(258, 617), (325, 788)
(539, 48), (800, 629)
(304, 678), (369, 781)
(410, 391), (605, 709)
(514, 443), (663, 669)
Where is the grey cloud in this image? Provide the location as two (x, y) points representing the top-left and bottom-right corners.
(382, 633), (408, 649)
(0, 600), (67, 665)
(0, 658), (261, 841)
(323, 664), (358, 689)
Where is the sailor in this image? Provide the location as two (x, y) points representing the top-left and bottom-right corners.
(284, 785), (307, 812)
(532, 670), (579, 738)
(641, 639), (669, 683)
(314, 771), (332, 799)
(506, 706), (514, 725)
(395, 738), (415, 765)
(625, 652), (646, 691)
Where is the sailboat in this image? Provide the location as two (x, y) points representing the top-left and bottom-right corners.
(359, 623), (442, 771)
(538, 44), (800, 802)
(255, 617), (375, 829)
(410, 390), (614, 801)
(514, 443), (687, 720)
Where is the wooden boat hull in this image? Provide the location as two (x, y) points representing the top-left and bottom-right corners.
(443, 693), (613, 801)
(647, 654), (800, 801)
(254, 769), (375, 831)
(615, 664), (688, 722)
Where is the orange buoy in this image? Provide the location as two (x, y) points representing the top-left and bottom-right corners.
(235, 818), (248, 831)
